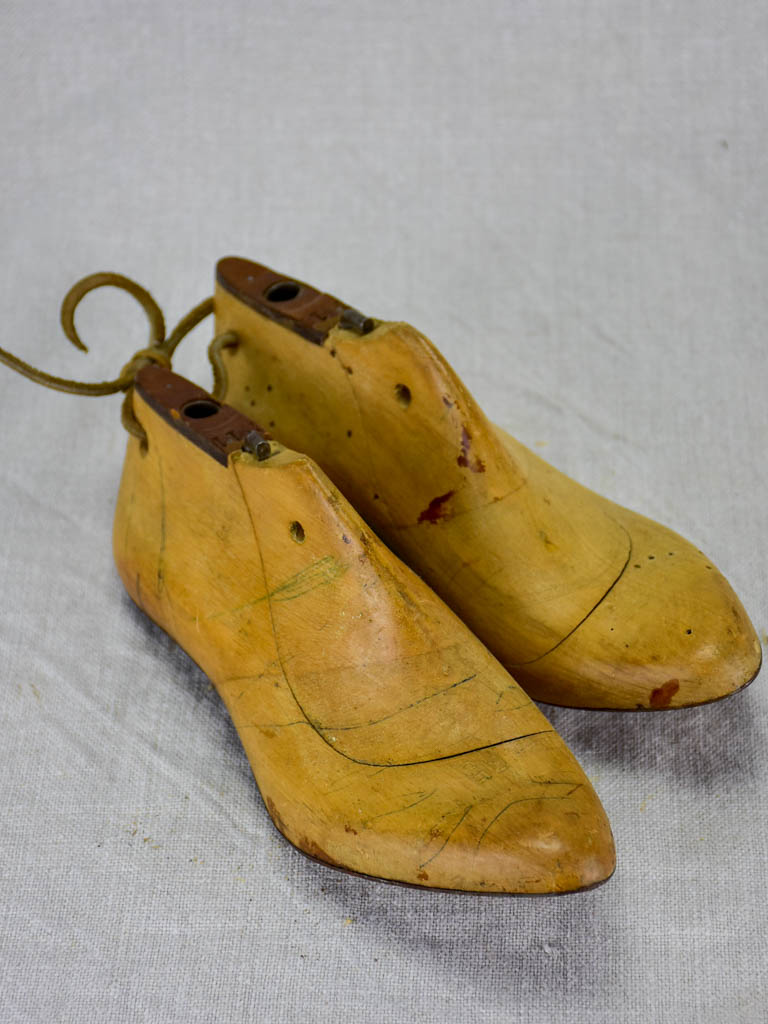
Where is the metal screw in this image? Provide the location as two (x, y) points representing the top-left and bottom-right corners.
(339, 307), (374, 335)
(242, 431), (272, 460)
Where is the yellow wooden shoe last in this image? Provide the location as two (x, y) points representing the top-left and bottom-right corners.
(115, 367), (615, 892)
(0, 277), (615, 894)
(213, 256), (761, 711)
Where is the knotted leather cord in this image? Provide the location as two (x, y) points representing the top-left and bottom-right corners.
(0, 272), (237, 447)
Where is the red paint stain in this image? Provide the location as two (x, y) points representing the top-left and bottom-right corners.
(417, 490), (455, 524)
(649, 679), (680, 708)
(457, 425), (486, 473)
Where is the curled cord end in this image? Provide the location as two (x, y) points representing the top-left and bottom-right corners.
(60, 272), (166, 356)
(0, 271), (246, 451)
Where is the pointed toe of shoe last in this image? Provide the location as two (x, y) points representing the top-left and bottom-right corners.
(114, 365), (614, 892)
(212, 256), (761, 711)
(502, 437), (762, 710)
(265, 729), (615, 894)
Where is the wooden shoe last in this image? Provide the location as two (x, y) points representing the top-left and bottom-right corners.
(213, 256), (761, 711)
(112, 366), (615, 892)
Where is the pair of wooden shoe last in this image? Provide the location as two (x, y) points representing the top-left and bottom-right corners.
(2, 258), (761, 895)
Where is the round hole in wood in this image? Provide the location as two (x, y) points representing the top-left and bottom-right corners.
(394, 383), (412, 408)
(289, 521), (305, 544)
(266, 281), (301, 303)
(182, 399), (220, 419)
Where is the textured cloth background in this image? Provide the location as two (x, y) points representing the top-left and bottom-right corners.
(1, 2), (766, 1021)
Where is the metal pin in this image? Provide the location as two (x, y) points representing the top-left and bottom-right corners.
(242, 431), (272, 460)
(339, 308), (375, 335)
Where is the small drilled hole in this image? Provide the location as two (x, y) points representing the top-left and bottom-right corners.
(289, 521), (305, 544)
(266, 281), (301, 303)
(395, 383), (412, 407)
(182, 399), (220, 419)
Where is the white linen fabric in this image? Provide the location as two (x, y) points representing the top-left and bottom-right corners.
(0, 2), (766, 1021)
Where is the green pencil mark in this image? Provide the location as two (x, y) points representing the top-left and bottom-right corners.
(208, 555), (347, 619)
